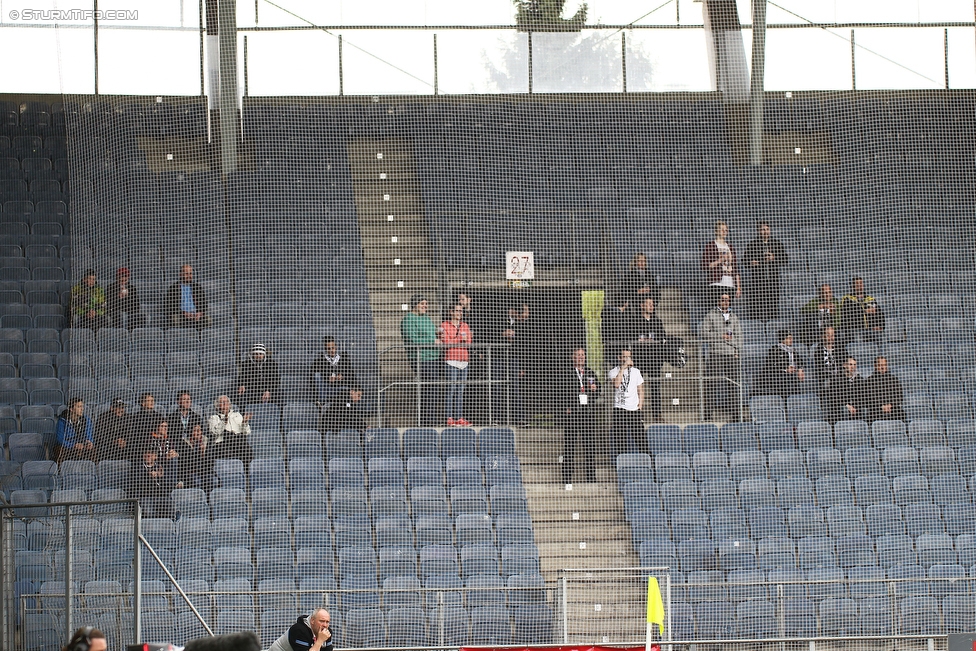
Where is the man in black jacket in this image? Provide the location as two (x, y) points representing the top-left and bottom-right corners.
(310, 336), (357, 407)
(560, 348), (601, 485)
(93, 397), (131, 462)
(756, 330), (806, 400)
(320, 386), (367, 434)
(631, 297), (667, 423)
(864, 356), (906, 421)
(267, 608), (333, 651)
(164, 264), (209, 329)
(744, 220), (788, 322)
(831, 357), (866, 423)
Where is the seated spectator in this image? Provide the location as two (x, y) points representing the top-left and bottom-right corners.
(148, 419), (179, 464)
(54, 397), (95, 464)
(237, 343), (281, 405)
(830, 357), (865, 423)
(755, 330), (806, 400)
(441, 303), (473, 427)
(208, 395), (252, 464)
(93, 397), (131, 462)
(810, 326), (841, 405)
(70, 269), (109, 330)
(321, 386), (367, 434)
(622, 252), (660, 304)
(128, 445), (175, 518)
(128, 392), (163, 451)
(310, 336), (357, 407)
(400, 294), (441, 427)
(744, 220), (788, 322)
(104, 267), (146, 329)
(864, 356), (906, 422)
(164, 264), (209, 329)
(169, 391), (204, 442)
(840, 277), (884, 345)
(701, 221), (741, 305)
(631, 297), (666, 423)
(701, 293), (743, 420)
(799, 283), (841, 345)
(175, 423), (214, 490)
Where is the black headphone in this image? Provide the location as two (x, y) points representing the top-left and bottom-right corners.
(65, 626), (94, 651)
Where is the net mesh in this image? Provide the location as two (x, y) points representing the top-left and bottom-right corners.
(0, 0), (975, 648)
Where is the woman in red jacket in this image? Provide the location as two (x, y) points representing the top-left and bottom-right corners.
(440, 303), (473, 426)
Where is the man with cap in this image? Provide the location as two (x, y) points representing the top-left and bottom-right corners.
(400, 294), (441, 426)
(164, 263), (209, 329)
(237, 343), (281, 405)
(93, 397), (131, 462)
(70, 269), (109, 329)
(310, 335), (358, 407)
(104, 266), (145, 329)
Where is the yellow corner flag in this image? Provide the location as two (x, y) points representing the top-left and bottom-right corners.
(646, 576), (665, 636)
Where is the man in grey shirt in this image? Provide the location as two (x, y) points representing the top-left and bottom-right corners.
(700, 293), (744, 420)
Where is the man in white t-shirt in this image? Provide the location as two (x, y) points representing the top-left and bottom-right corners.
(607, 348), (645, 456)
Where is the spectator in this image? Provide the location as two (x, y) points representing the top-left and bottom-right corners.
(164, 264), (209, 329)
(810, 325), (842, 407)
(560, 347), (601, 484)
(321, 386), (368, 434)
(700, 293), (744, 420)
(631, 297), (667, 423)
(175, 423), (214, 490)
(54, 397), (95, 463)
(93, 397), (130, 462)
(128, 444), (175, 518)
(310, 336), (357, 408)
(70, 269), (109, 330)
(602, 291), (631, 364)
(607, 348), (645, 456)
(622, 252), (660, 304)
(840, 277), (885, 345)
(864, 356), (906, 422)
(831, 357), (865, 423)
(62, 627), (107, 651)
(744, 220), (788, 322)
(208, 395), (252, 463)
(441, 303), (473, 427)
(169, 391), (204, 442)
(267, 608), (333, 651)
(756, 329), (806, 400)
(456, 290), (488, 424)
(701, 221), (741, 305)
(128, 392), (163, 451)
(400, 294), (441, 427)
(237, 343), (281, 405)
(148, 419), (179, 464)
(493, 302), (530, 426)
(799, 283), (841, 345)
(104, 267), (145, 329)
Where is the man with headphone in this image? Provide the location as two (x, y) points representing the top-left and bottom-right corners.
(63, 627), (107, 651)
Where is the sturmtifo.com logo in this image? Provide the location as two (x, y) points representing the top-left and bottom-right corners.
(9, 8), (139, 20)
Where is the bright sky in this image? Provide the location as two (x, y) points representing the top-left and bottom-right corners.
(0, 0), (973, 95)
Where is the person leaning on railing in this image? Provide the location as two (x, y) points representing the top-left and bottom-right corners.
(400, 293), (442, 426)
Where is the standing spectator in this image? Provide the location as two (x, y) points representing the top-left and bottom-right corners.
(830, 357), (866, 423)
(493, 302), (530, 426)
(560, 348), (601, 484)
(321, 386), (368, 434)
(864, 356), (906, 422)
(400, 294), (441, 426)
(810, 326), (842, 407)
(208, 395), (252, 463)
(169, 391), (204, 443)
(70, 269), (109, 330)
(840, 277), (885, 345)
(175, 423), (214, 490)
(756, 330), (806, 400)
(164, 264), (209, 329)
(104, 267), (146, 329)
(310, 336), (357, 408)
(607, 348), (645, 456)
(701, 221), (741, 305)
(622, 253), (660, 304)
(700, 293), (744, 420)
(441, 303), (473, 427)
(631, 297), (667, 423)
(237, 343), (281, 405)
(93, 398), (130, 462)
(128, 392), (163, 452)
(744, 220), (788, 322)
(128, 445), (175, 518)
(54, 397), (95, 463)
(602, 291), (631, 364)
(799, 284), (841, 345)
(457, 290), (488, 424)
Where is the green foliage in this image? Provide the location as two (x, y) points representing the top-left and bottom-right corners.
(514, 0), (588, 32)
